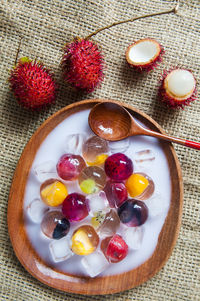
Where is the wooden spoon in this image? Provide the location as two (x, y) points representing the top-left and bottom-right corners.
(89, 102), (200, 150)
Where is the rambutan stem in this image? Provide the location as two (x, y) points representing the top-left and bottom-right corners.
(14, 37), (23, 66)
(85, 5), (179, 40)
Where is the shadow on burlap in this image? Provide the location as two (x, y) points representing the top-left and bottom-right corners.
(0, 0), (199, 300)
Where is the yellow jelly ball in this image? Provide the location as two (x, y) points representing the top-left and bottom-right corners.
(125, 174), (149, 198)
(80, 179), (98, 194)
(41, 181), (68, 206)
(87, 154), (108, 166)
(71, 229), (95, 255)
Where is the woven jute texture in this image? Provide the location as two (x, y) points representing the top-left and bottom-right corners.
(0, 0), (199, 300)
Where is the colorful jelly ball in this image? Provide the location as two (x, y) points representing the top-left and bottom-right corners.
(41, 211), (70, 239)
(118, 199), (148, 227)
(98, 209), (120, 237)
(82, 136), (109, 165)
(104, 181), (128, 208)
(78, 166), (106, 194)
(62, 193), (88, 222)
(105, 153), (133, 181)
(125, 173), (154, 200)
(56, 154), (86, 181)
(40, 179), (68, 206)
(71, 225), (99, 255)
(101, 234), (128, 263)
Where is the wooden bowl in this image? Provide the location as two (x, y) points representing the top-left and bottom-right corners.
(7, 99), (183, 295)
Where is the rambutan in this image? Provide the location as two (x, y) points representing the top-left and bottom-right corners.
(62, 39), (104, 93)
(159, 68), (197, 109)
(9, 57), (57, 110)
(126, 38), (164, 72)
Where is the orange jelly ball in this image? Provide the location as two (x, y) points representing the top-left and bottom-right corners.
(40, 179), (68, 206)
(125, 173), (154, 200)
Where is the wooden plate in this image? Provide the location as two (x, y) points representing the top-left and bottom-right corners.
(7, 99), (183, 295)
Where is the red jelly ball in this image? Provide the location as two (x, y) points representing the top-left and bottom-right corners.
(118, 199), (148, 227)
(62, 193), (89, 222)
(105, 153), (133, 181)
(57, 154), (86, 181)
(104, 181), (128, 208)
(101, 234), (128, 263)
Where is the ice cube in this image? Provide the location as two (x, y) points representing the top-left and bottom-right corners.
(49, 237), (73, 262)
(33, 161), (57, 182)
(109, 138), (130, 154)
(27, 198), (49, 223)
(81, 251), (109, 277)
(87, 191), (109, 214)
(122, 226), (144, 250)
(134, 149), (155, 167)
(64, 133), (88, 155)
(145, 192), (169, 218)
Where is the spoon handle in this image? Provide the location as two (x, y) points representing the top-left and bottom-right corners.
(142, 128), (200, 150)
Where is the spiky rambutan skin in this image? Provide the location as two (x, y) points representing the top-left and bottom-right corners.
(159, 69), (197, 109)
(126, 38), (164, 72)
(62, 39), (104, 93)
(9, 59), (57, 110)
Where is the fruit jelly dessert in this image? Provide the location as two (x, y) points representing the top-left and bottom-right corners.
(40, 179), (68, 206)
(98, 209), (120, 237)
(104, 181), (128, 208)
(78, 166), (106, 194)
(125, 173), (154, 200)
(105, 153), (133, 181)
(71, 225), (99, 255)
(118, 199), (148, 227)
(57, 154), (86, 181)
(91, 211), (107, 229)
(41, 210), (70, 239)
(62, 193), (89, 222)
(82, 135), (109, 165)
(101, 234), (128, 263)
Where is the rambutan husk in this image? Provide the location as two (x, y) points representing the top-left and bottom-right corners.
(9, 58), (57, 110)
(62, 39), (104, 93)
(126, 38), (164, 72)
(159, 69), (197, 109)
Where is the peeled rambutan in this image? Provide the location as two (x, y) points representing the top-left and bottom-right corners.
(62, 39), (104, 93)
(126, 38), (164, 72)
(9, 57), (57, 110)
(159, 68), (197, 109)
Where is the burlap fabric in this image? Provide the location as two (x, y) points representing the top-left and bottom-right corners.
(0, 0), (199, 300)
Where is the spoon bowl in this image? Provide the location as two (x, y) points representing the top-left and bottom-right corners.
(89, 102), (132, 141)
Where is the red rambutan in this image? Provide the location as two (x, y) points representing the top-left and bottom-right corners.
(159, 68), (197, 109)
(62, 39), (104, 93)
(126, 38), (164, 72)
(9, 57), (57, 110)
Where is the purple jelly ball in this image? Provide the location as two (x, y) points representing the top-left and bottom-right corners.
(104, 181), (128, 208)
(105, 153), (133, 181)
(118, 199), (148, 227)
(62, 193), (89, 222)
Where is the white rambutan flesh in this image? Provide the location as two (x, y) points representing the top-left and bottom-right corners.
(164, 69), (196, 100)
(126, 38), (163, 71)
(160, 69), (197, 109)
